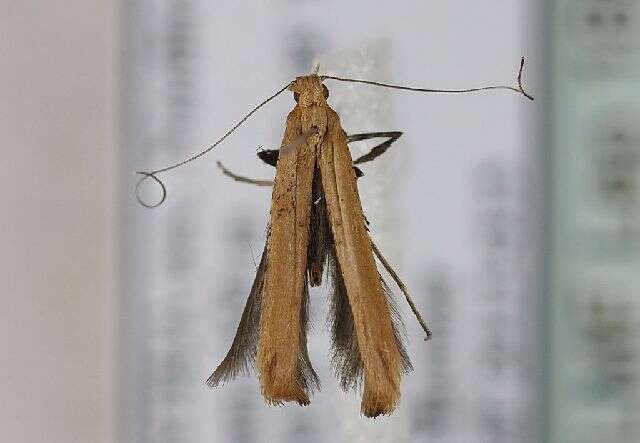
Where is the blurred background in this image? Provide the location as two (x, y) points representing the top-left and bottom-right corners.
(2, 1), (640, 442)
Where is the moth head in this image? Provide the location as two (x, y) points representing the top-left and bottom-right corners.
(289, 75), (329, 108)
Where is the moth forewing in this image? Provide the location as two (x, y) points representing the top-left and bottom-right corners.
(319, 107), (404, 417)
(256, 102), (319, 405)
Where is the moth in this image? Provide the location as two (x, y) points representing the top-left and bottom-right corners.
(136, 59), (532, 417)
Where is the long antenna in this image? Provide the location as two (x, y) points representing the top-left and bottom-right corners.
(321, 57), (533, 101)
(135, 81), (292, 208)
(136, 58), (534, 208)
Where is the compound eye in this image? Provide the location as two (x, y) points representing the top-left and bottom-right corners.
(322, 84), (329, 99)
(293, 92), (300, 103)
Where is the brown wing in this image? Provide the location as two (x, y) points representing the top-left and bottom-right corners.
(326, 248), (412, 396)
(318, 107), (404, 417)
(256, 107), (319, 405)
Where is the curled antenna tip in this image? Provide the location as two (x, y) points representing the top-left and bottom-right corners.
(517, 56), (534, 101)
(135, 171), (167, 209)
(321, 57), (535, 101)
(133, 80), (291, 208)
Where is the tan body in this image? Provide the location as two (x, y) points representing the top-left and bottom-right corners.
(257, 75), (403, 416)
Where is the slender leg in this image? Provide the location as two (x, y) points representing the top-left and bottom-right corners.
(255, 149), (362, 180)
(257, 149), (279, 167)
(216, 161), (273, 187)
(371, 239), (432, 341)
(222, 130), (402, 186)
(347, 131), (403, 165)
(255, 131), (402, 168)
